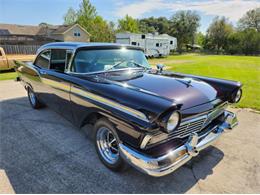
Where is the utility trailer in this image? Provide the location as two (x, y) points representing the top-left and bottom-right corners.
(116, 33), (177, 58)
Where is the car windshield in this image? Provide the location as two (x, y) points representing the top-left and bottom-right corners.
(71, 48), (151, 74)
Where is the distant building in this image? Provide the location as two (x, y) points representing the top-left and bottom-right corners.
(0, 23), (90, 54)
(116, 32), (177, 57)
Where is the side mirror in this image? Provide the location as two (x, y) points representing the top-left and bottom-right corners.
(156, 64), (165, 73)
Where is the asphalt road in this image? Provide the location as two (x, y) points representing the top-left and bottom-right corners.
(0, 80), (260, 193)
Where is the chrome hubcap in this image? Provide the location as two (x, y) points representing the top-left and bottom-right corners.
(29, 90), (36, 106)
(96, 127), (119, 164)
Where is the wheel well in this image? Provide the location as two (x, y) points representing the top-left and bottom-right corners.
(80, 112), (104, 128)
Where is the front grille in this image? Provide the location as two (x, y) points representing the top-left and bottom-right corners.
(147, 102), (227, 147)
(168, 115), (207, 139)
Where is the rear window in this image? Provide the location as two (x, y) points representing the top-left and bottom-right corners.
(35, 50), (50, 69)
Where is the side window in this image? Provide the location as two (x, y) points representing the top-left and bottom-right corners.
(156, 43), (159, 47)
(170, 41), (173, 45)
(50, 49), (66, 72)
(35, 50), (51, 69)
(131, 42), (137, 45)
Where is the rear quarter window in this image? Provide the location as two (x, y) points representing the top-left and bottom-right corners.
(35, 50), (51, 69)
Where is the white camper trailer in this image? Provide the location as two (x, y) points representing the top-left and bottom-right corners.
(116, 33), (177, 58)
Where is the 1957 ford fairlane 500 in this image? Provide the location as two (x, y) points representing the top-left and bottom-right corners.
(15, 42), (242, 177)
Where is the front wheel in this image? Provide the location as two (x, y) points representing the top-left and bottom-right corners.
(94, 118), (127, 172)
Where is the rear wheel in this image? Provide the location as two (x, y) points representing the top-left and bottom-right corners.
(27, 87), (44, 109)
(94, 118), (127, 171)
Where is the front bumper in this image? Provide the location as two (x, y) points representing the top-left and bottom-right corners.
(119, 111), (238, 177)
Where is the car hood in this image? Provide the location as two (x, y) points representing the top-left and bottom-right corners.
(123, 73), (218, 110)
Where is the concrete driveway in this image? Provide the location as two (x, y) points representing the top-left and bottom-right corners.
(0, 80), (259, 193)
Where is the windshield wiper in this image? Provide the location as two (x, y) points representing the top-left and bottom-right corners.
(106, 60), (150, 71)
(131, 61), (151, 70)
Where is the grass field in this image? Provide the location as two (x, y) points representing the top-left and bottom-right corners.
(0, 71), (17, 81)
(149, 54), (260, 111)
(0, 54), (259, 110)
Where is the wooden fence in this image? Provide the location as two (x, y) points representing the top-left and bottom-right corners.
(0, 45), (40, 54)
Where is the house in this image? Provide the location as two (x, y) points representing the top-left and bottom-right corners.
(0, 23), (90, 54)
(116, 32), (177, 57)
(36, 23), (90, 42)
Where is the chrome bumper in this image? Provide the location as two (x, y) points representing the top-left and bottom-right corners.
(119, 111), (238, 177)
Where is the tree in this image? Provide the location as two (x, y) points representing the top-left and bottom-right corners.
(195, 32), (205, 46)
(238, 7), (260, 32)
(63, 0), (115, 42)
(138, 17), (170, 34)
(205, 17), (233, 54)
(117, 15), (139, 33)
(91, 16), (115, 42)
(225, 32), (242, 55)
(239, 29), (260, 55)
(76, 0), (97, 34)
(169, 10), (200, 53)
(63, 7), (78, 25)
(138, 20), (156, 34)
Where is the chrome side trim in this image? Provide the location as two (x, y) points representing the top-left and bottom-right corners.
(119, 111), (238, 177)
(41, 78), (149, 123)
(41, 78), (70, 92)
(71, 86), (150, 123)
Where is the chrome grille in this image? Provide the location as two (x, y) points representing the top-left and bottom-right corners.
(169, 115), (207, 138)
(147, 102), (227, 147)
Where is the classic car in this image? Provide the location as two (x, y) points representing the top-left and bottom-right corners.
(15, 42), (242, 177)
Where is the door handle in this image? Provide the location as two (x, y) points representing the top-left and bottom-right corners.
(39, 70), (47, 75)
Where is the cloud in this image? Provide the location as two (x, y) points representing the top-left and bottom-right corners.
(168, 0), (260, 21)
(114, 0), (260, 21)
(115, 0), (166, 18)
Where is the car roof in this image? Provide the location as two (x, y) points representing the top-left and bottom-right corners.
(37, 42), (143, 54)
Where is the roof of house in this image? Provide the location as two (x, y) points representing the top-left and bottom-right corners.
(0, 23), (89, 36)
(0, 24), (41, 35)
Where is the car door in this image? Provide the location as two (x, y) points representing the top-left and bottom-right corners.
(46, 49), (74, 122)
(33, 49), (61, 113)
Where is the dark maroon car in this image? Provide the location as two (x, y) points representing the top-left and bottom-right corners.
(15, 42), (242, 177)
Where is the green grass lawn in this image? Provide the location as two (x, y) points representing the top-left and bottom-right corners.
(0, 71), (17, 81)
(149, 54), (260, 111)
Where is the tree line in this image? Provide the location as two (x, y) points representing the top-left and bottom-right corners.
(64, 0), (260, 55)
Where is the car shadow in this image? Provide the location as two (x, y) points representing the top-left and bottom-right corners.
(0, 97), (224, 193)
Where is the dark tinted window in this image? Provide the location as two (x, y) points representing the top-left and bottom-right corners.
(35, 50), (50, 69)
(50, 49), (66, 72)
(170, 41), (173, 45)
(156, 43), (159, 47)
(141, 34), (145, 39)
(131, 42), (137, 45)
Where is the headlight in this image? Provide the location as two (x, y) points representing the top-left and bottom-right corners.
(233, 89), (242, 103)
(166, 112), (180, 132)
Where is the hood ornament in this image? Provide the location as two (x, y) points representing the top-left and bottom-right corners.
(156, 64), (165, 73)
(176, 78), (193, 87)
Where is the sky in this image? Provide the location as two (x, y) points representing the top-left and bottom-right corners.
(0, 0), (259, 33)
